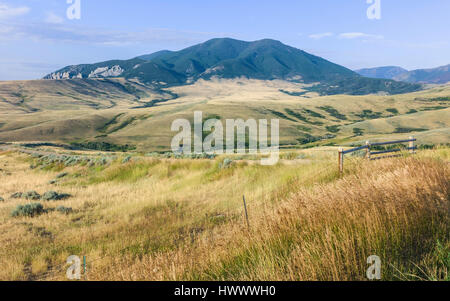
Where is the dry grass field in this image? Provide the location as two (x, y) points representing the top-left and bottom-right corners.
(0, 78), (449, 281)
(0, 146), (448, 281)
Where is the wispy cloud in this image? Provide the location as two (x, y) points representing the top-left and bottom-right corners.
(0, 21), (223, 47)
(308, 32), (333, 40)
(0, 3), (30, 19)
(339, 32), (384, 40)
(45, 12), (64, 24)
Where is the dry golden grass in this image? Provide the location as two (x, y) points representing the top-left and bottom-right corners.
(0, 147), (448, 281)
(0, 78), (449, 150)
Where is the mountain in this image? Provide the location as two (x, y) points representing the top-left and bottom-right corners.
(145, 38), (359, 82)
(356, 64), (450, 84)
(44, 38), (422, 95)
(355, 66), (408, 79)
(43, 58), (145, 80)
(393, 64), (450, 84)
(136, 50), (174, 61)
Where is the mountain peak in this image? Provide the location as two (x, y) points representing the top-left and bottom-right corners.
(43, 38), (422, 95)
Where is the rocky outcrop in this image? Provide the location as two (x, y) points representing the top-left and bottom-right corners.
(88, 65), (124, 78)
(44, 65), (124, 80)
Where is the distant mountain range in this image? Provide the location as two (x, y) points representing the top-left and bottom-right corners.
(44, 38), (422, 95)
(356, 65), (450, 84)
(355, 66), (408, 80)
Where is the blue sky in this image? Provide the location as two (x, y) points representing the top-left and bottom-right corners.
(0, 0), (449, 80)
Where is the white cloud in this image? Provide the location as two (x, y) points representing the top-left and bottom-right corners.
(0, 3), (30, 19)
(339, 32), (384, 40)
(0, 21), (223, 47)
(308, 32), (333, 40)
(45, 12), (64, 24)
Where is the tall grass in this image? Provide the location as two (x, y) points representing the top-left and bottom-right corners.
(0, 149), (448, 281)
(189, 157), (449, 280)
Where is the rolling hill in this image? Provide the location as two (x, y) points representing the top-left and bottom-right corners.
(356, 64), (450, 84)
(2, 38), (446, 150)
(44, 38), (422, 95)
(0, 77), (448, 151)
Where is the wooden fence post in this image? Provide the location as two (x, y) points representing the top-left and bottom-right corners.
(365, 141), (371, 159)
(409, 136), (415, 154)
(242, 195), (250, 230)
(338, 148), (344, 175)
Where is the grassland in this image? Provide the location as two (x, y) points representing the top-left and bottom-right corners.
(0, 146), (448, 281)
(0, 78), (449, 151)
(0, 77), (449, 281)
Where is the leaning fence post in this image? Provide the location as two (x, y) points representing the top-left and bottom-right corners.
(365, 141), (371, 159)
(409, 136), (415, 154)
(242, 195), (250, 230)
(338, 148), (344, 175)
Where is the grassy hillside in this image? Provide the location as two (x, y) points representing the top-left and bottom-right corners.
(0, 146), (448, 280)
(0, 79), (448, 151)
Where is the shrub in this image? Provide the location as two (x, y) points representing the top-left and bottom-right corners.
(355, 109), (383, 119)
(22, 191), (41, 200)
(296, 125), (312, 132)
(303, 109), (325, 119)
(419, 144), (435, 150)
(394, 127), (428, 133)
(56, 206), (73, 214)
(297, 134), (334, 144)
(386, 108), (399, 114)
(220, 159), (234, 169)
(0, 196), (4, 202)
(97, 157), (109, 165)
(11, 203), (44, 217)
(163, 152), (173, 158)
(317, 106), (347, 120)
(10, 192), (22, 199)
(69, 141), (135, 152)
(353, 128), (364, 136)
(56, 172), (69, 179)
(284, 109), (308, 122)
(267, 109), (296, 122)
(146, 152), (160, 157)
(42, 191), (71, 201)
(326, 125), (340, 133)
(122, 156), (132, 164)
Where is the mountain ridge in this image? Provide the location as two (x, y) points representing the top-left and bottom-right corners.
(44, 38), (422, 95)
(356, 64), (450, 84)
(394, 64), (450, 84)
(355, 66), (408, 80)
